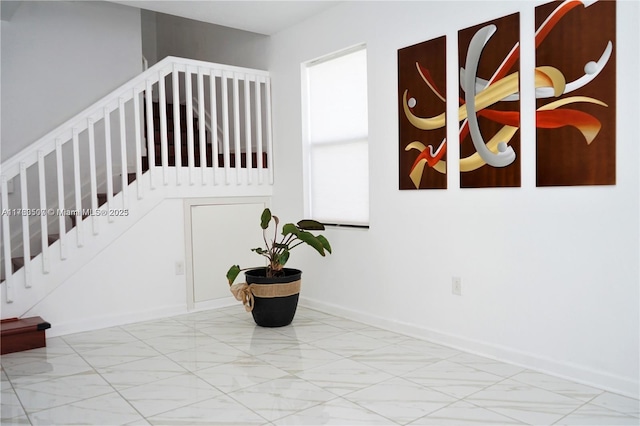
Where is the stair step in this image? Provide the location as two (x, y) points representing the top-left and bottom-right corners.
(68, 177), (138, 229)
(11, 257), (24, 272)
(153, 130), (203, 145)
(68, 211), (86, 229)
(152, 102), (191, 121)
(1, 317), (51, 354)
(5, 236), (59, 277)
(11, 255), (37, 273)
(67, 169), (139, 230)
(152, 117), (200, 132)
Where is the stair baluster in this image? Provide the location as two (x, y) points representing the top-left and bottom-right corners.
(221, 72), (231, 184)
(87, 118), (99, 235)
(2, 176), (14, 302)
(256, 76), (264, 184)
(158, 72), (169, 183)
(133, 88), (143, 200)
(144, 80), (156, 189)
(55, 138), (67, 260)
(172, 64), (182, 184)
(37, 150), (50, 273)
(118, 98), (128, 210)
(233, 73), (241, 183)
(185, 69), (195, 185)
(104, 108), (114, 223)
(72, 128), (83, 247)
(210, 69), (219, 185)
(19, 163), (31, 288)
(197, 69), (207, 185)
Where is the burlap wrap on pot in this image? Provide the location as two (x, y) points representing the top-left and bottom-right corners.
(230, 280), (301, 312)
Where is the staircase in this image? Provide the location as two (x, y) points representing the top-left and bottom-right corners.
(0, 56), (274, 317)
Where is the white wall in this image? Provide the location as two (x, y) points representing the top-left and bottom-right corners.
(268, 0), (640, 397)
(1, 0), (142, 161)
(154, 12), (269, 70)
(30, 199), (189, 336)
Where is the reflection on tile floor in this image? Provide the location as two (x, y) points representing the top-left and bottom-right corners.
(1, 306), (639, 425)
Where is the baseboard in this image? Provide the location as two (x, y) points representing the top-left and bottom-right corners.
(46, 299), (239, 338)
(193, 296), (238, 312)
(46, 303), (188, 338)
(299, 296), (639, 399)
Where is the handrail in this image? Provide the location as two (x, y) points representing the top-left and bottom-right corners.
(1, 56), (270, 179)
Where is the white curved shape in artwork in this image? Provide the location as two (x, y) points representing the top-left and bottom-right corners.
(537, 40), (612, 97)
(460, 68), (520, 102)
(459, 40), (612, 102)
(463, 24), (516, 168)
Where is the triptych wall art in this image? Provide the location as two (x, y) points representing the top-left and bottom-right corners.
(398, 0), (616, 190)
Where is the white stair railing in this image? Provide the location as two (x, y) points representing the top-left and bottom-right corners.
(0, 56), (273, 302)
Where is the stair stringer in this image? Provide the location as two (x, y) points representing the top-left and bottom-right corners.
(0, 167), (273, 320)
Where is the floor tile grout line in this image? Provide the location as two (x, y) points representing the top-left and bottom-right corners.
(68, 335), (166, 425)
(330, 395), (405, 425)
(131, 371), (266, 423)
(19, 378), (115, 421)
(2, 368), (33, 425)
(222, 375), (325, 425)
(506, 370), (607, 406)
(456, 375), (599, 426)
(19, 332), (148, 424)
(75, 319), (249, 422)
(336, 374), (463, 425)
(458, 398), (530, 425)
(8, 337), (109, 420)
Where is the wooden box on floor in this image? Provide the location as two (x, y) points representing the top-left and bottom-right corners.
(1, 317), (51, 355)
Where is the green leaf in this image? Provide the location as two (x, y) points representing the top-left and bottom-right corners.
(297, 219), (325, 231)
(298, 231), (326, 256)
(316, 235), (332, 254)
(260, 208), (272, 229)
(273, 242), (289, 250)
(276, 250), (290, 266)
(251, 247), (268, 255)
(226, 265), (241, 285)
(282, 223), (300, 237)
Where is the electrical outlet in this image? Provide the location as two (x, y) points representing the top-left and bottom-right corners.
(175, 261), (185, 275)
(452, 276), (462, 296)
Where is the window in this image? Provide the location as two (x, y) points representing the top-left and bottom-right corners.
(302, 46), (369, 227)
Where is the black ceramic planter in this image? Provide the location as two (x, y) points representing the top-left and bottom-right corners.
(245, 268), (302, 327)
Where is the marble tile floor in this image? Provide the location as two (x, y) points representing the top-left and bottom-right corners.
(1, 306), (638, 425)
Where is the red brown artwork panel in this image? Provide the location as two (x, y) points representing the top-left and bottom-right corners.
(535, 0), (616, 187)
(458, 13), (521, 189)
(398, 36), (447, 190)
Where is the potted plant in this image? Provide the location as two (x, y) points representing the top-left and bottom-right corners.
(226, 208), (331, 327)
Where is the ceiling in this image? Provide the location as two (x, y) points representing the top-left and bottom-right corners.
(110, 1), (341, 35)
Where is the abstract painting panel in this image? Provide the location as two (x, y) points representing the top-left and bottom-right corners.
(458, 13), (521, 189)
(535, 0), (616, 186)
(398, 36), (447, 190)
